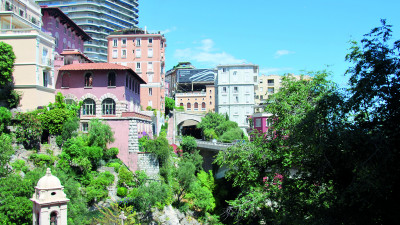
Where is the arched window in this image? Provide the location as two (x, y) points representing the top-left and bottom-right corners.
(132, 79), (135, 92)
(108, 72), (116, 87)
(126, 75), (128, 87)
(65, 99), (76, 106)
(102, 98), (116, 115)
(84, 72), (92, 87)
(201, 102), (206, 110)
(187, 102), (191, 110)
(50, 211), (57, 225)
(82, 98), (96, 115)
(194, 102), (198, 111)
(180, 103), (183, 107)
(129, 77), (131, 90)
(62, 73), (69, 88)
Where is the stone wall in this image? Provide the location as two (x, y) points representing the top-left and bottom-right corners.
(137, 153), (159, 179)
(128, 120), (139, 152)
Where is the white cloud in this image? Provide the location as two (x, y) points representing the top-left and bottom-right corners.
(174, 39), (246, 66)
(259, 67), (294, 75)
(274, 49), (295, 58)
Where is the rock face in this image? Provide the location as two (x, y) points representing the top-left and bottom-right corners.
(150, 205), (201, 225)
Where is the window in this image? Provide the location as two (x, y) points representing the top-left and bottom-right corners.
(194, 102), (198, 111)
(222, 68), (227, 72)
(82, 99), (96, 115)
(132, 79), (135, 92)
(122, 49), (127, 58)
(268, 79), (274, 86)
(82, 122), (89, 132)
(128, 77), (131, 89)
(50, 212), (57, 225)
(187, 102), (191, 110)
(255, 118), (261, 128)
(112, 49), (118, 58)
(235, 96), (239, 103)
(259, 87), (263, 92)
(202, 102), (206, 110)
(234, 87), (238, 93)
(148, 73), (153, 82)
(266, 118), (273, 127)
(42, 48), (48, 64)
(126, 75), (129, 87)
(84, 73), (93, 87)
(43, 71), (49, 87)
(121, 38), (127, 46)
(136, 49), (141, 58)
(180, 103), (183, 107)
(233, 71), (237, 76)
(19, 9), (24, 17)
(62, 73), (69, 87)
(148, 48), (153, 57)
(65, 99), (76, 105)
(210, 101), (212, 105)
(148, 62), (153, 71)
(148, 38), (153, 45)
(222, 87), (227, 93)
(149, 88), (152, 96)
(136, 83), (140, 94)
(136, 62), (141, 72)
(102, 98), (116, 115)
(268, 87), (274, 94)
(108, 72), (116, 87)
(136, 38), (141, 46)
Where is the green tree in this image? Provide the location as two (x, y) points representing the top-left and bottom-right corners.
(0, 42), (16, 86)
(165, 96), (175, 115)
(0, 133), (14, 176)
(87, 119), (115, 150)
(180, 135), (197, 154)
(0, 42), (20, 108)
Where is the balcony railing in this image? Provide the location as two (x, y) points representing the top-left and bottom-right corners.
(175, 92), (207, 97)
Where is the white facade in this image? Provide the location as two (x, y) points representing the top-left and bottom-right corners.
(216, 64), (258, 131)
(35, 0), (139, 62)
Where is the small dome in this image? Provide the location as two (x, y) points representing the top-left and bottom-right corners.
(36, 168), (62, 189)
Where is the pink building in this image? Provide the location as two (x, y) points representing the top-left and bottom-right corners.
(56, 62), (153, 171)
(41, 6), (91, 54)
(252, 112), (273, 134)
(107, 28), (166, 111)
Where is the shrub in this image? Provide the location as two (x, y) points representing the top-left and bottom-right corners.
(0, 107), (11, 133)
(117, 187), (128, 197)
(107, 162), (121, 172)
(29, 153), (56, 167)
(118, 166), (135, 187)
(15, 113), (42, 149)
(55, 135), (63, 147)
(105, 147), (119, 159)
(181, 136), (197, 154)
(11, 159), (28, 173)
(37, 108), (73, 135)
(219, 127), (244, 143)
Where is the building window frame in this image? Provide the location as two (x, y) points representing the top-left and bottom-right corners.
(102, 98), (116, 115)
(82, 98), (96, 115)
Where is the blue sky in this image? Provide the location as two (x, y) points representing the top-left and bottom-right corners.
(139, 0), (400, 86)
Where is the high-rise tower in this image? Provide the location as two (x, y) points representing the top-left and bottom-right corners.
(35, 0), (139, 62)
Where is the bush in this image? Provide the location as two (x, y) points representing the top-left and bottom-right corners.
(219, 127), (244, 143)
(37, 108), (73, 135)
(29, 153), (56, 167)
(117, 187), (128, 197)
(118, 166), (135, 187)
(0, 107), (11, 133)
(105, 147), (119, 159)
(107, 162), (121, 172)
(11, 159), (28, 173)
(56, 135), (63, 147)
(181, 136), (197, 154)
(15, 113), (42, 149)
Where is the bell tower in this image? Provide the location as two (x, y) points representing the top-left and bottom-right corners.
(31, 168), (69, 225)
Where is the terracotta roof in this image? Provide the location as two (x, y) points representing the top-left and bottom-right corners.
(60, 50), (93, 63)
(121, 112), (152, 120)
(59, 63), (146, 84)
(41, 6), (91, 41)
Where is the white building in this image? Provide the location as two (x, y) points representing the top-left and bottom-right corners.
(216, 64), (258, 133)
(35, 0), (139, 62)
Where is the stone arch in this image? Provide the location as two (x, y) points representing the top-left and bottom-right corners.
(64, 93), (78, 103)
(80, 93), (98, 102)
(99, 93), (118, 103)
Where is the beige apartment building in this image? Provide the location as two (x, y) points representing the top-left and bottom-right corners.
(255, 74), (310, 112)
(175, 85), (215, 114)
(0, 0), (55, 110)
